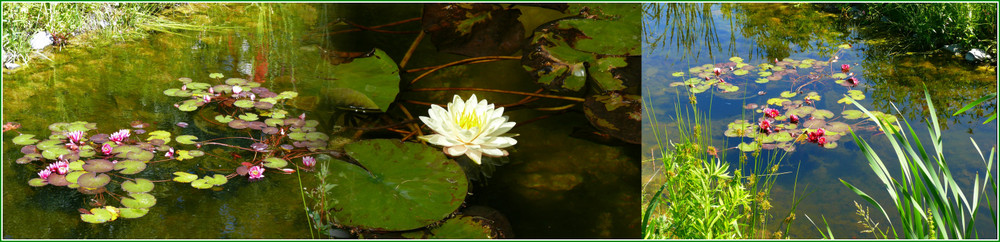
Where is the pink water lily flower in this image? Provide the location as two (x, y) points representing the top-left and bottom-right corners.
(248, 166), (265, 181)
(101, 143), (114, 156)
(846, 77), (859, 87)
(301, 156), (315, 168)
(763, 108), (780, 118)
(109, 129), (130, 144)
(66, 131), (85, 144)
(789, 114), (800, 124)
(38, 169), (52, 179)
(758, 119), (773, 134)
(841, 64), (850, 73)
(713, 67), (722, 76)
(47, 161), (69, 175)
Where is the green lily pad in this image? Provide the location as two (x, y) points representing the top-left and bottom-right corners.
(847, 90), (865, 100)
(671, 72), (684, 77)
(309, 49), (400, 112)
(80, 208), (114, 224)
(238, 113), (259, 121)
(758, 71), (772, 77)
(175, 150), (194, 161)
(842, 110), (865, 119)
(805, 91), (821, 101)
(13, 134), (39, 145)
(114, 160), (147, 175)
(147, 130), (171, 144)
(729, 56), (744, 63)
(83, 159), (115, 173)
(767, 98), (791, 106)
(121, 193), (156, 209)
(733, 69), (748, 76)
(780, 91), (797, 98)
(206, 174), (227, 185)
(173, 172), (198, 183)
(66, 171), (85, 184)
(209, 73), (224, 79)
(36, 139), (63, 151)
(403, 216), (495, 239)
(126, 150), (154, 162)
(77, 173), (111, 189)
(287, 132), (307, 141)
(225, 78), (247, 86)
(234, 100), (255, 109)
(176, 135), (198, 145)
(319, 139), (468, 231)
(41, 147), (71, 160)
(68, 160), (85, 171)
(262, 157), (287, 169)
(28, 178), (48, 187)
(215, 115), (235, 123)
(264, 118), (284, 127)
(738, 142), (760, 152)
(755, 78), (769, 83)
(812, 109), (834, 119)
(190, 179), (213, 189)
(831, 73), (848, 79)
(119, 208), (149, 219)
(121, 178), (154, 193)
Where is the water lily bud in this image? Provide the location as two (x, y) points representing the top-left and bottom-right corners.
(233, 85), (243, 94)
(841, 64), (850, 73)
(713, 68), (722, 76)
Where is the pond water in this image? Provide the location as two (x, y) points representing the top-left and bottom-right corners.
(642, 3), (997, 239)
(2, 3), (639, 238)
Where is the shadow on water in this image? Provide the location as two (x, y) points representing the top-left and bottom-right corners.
(3, 3), (639, 238)
(643, 3), (996, 239)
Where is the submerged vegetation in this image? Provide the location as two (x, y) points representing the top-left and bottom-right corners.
(834, 3), (997, 59)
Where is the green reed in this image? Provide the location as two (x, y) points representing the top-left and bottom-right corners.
(833, 87), (997, 239)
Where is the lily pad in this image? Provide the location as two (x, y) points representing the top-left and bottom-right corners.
(842, 110), (865, 119)
(234, 100), (255, 109)
(215, 115), (235, 123)
(13, 134), (39, 145)
(173, 172), (198, 183)
(671, 72), (684, 77)
(421, 3), (524, 57)
(228, 119), (250, 129)
(733, 69), (749, 76)
(121, 193), (156, 209)
(780, 91), (797, 98)
(320, 139), (468, 231)
(737, 142), (760, 152)
(121, 178), (154, 193)
(146, 130), (171, 144)
(126, 150), (154, 162)
(80, 208), (114, 224)
(119, 208), (149, 219)
(114, 160), (147, 175)
(310, 49), (400, 112)
(403, 216), (495, 239)
(28, 178), (48, 187)
(583, 93), (641, 144)
(83, 159), (115, 173)
(262, 157), (288, 169)
(77, 173), (111, 189)
(176, 135), (199, 145)
(812, 109), (834, 119)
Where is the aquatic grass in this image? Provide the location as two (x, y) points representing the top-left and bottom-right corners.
(841, 87), (997, 239)
(847, 3), (997, 54)
(952, 92), (997, 124)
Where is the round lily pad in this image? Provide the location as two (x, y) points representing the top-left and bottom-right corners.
(121, 193), (156, 209)
(320, 139), (469, 231)
(238, 113), (259, 121)
(403, 216), (495, 239)
(20, 145), (37, 154)
(215, 115), (235, 123)
(225, 78), (247, 86)
(262, 157), (287, 169)
(247, 121), (267, 130)
(78, 173), (111, 189)
(738, 142), (760, 152)
(254, 102), (274, 110)
(262, 127), (280, 135)
(229, 120), (250, 129)
(842, 110), (865, 119)
(114, 160), (147, 175)
(13, 134), (39, 145)
(264, 118), (284, 127)
(28, 178), (49, 187)
(126, 150), (155, 162)
(80, 207), (114, 224)
(83, 159), (115, 173)
(234, 100), (255, 109)
(780, 91), (797, 98)
(173, 172), (198, 183)
(119, 208), (149, 219)
(176, 135), (199, 145)
(812, 109), (834, 119)
(121, 178), (154, 193)
(825, 122), (851, 133)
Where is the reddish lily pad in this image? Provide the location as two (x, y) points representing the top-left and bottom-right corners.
(83, 159), (115, 173)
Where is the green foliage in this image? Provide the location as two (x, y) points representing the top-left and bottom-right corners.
(850, 3), (997, 54)
(841, 88), (997, 239)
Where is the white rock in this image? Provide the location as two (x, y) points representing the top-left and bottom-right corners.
(965, 48), (991, 62)
(29, 31), (53, 50)
(943, 44), (962, 54)
(5, 62), (21, 70)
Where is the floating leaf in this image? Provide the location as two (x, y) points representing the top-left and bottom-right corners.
(847, 90), (865, 100)
(114, 160), (147, 175)
(119, 208), (149, 219)
(83, 159), (115, 173)
(738, 142), (760, 152)
(805, 91), (821, 101)
(175, 150), (194, 161)
(207, 174), (227, 186)
(215, 115), (234, 123)
(780, 91), (797, 98)
(311, 49), (400, 112)
(287, 132), (307, 141)
(812, 109), (834, 119)
(755, 78), (769, 83)
(758, 71), (772, 77)
(228, 119), (250, 129)
(147, 130), (171, 144)
(729, 56), (744, 63)
(225, 78), (247, 86)
(28, 178), (48, 187)
(264, 118), (284, 127)
(320, 139), (468, 231)
(234, 100), (255, 109)
(121, 178), (154, 193)
(13, 134), (39, 145)
(176, 135), (198, 145)
(81, 208), (113, 224)
(671, 72), (684, 77)
(837, 96), (855, 104)
(77, 173), (111, 189)
(842, 110), (865, 119)
(190, 179), (213, 189)
(402, 216), (494, 239)
(262, 157), (288, 169)
(173, 172), (198, 183)
(831, 73), (847, 79)
(126, 150), (154, 162)
(767, 98), (790, 106)
(733, 69), (748, 76)
(121, 193), (156, 209)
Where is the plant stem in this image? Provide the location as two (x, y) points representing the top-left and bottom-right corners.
(407, 56), (522, 84)
(398, 31), (425, 69)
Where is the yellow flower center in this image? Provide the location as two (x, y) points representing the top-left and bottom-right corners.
(456, 110), (482, 130)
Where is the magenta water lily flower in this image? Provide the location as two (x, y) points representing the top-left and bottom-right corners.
(841, 64), (850, 73)
(713, 67), (722, 76)
(66, 131), (85, 144)
(789, 114), (800, 124)
(47, 161), (69, 175)
(763, 107), (780, 118)
(846, 77), (859, 87)
(248, 166), (265, 181)
(301, 156), (315, 168)
(101, 143), (114, 156)
(758, 119), (773, 134)
(807, 128), (826, 144)
(38, 169), (52, 179)
(109, 129), (130, 144)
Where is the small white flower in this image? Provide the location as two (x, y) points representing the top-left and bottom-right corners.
(419, 94), (517, 164)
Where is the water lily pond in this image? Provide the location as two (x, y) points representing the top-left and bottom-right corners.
(2, 3), (640, 238)
(643, 3), (996, 238)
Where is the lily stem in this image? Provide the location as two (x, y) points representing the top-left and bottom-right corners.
(407, 56), (522, 84)
(409, 87), (585, 102)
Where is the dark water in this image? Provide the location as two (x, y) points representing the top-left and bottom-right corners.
(642, 3), (997, 239)
(2, 3), (639, 238)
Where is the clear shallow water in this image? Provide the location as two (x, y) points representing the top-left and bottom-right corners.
(642, 3), (997, 239)
(3, 3), (639, 238)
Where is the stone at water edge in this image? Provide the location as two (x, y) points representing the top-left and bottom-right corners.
(965, 48), (991, 62)
(29, 31), (53, 50)
(5, 63), (21, 70)
(943, 44), (962, 56)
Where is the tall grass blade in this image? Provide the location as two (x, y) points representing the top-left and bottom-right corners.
(951, 92), (996, 116)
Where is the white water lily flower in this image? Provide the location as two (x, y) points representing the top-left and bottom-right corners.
(419, 94), (517, 164)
